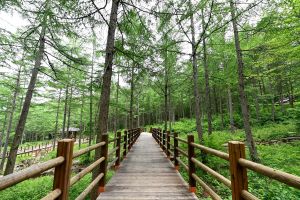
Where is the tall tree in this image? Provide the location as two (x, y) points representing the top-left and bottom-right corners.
(91, 0), (120, 199)
(230, 0), (259, 162)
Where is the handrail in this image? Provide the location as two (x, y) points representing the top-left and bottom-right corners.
(191, 157), (231, 188)
(151, 127), (300, 200)
(176, 157), (189, 172)
(192, 173), (222, 200)
(190, 142), (229, 161)
(175, 137), (188, 144)
(0, 127), (142, 200)
(41, 189), (62, 200)
(70, 156), (105, 186)
(73, 141), (106, 158)
(0, 156), (64, 190)
(108, 146), (119, 157)
(75, 173), (104, 200)
(176, 147), (188, 157)
(238, 158), (300, 189)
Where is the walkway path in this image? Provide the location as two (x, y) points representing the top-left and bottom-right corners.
(97, 132), (198, 200)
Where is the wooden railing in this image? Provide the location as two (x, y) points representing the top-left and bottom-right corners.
(151, 128), (300, 200)
(0, 128), (141, 200)
(3, 138), (90, 158)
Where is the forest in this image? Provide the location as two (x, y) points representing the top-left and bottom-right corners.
(0, 0), (299, 199)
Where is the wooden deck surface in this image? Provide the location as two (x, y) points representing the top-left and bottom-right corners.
(97, 132), (198, 200)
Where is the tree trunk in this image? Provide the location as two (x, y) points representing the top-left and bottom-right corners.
(227, 88), (235, 132)
(168, 87), (172, 131)
(0, 108), (8, 155)
(137, 94), (140, 127)
(91, 0), (120, 199)
(190, 3), (203, 142)
(53, 88), (62, 151)
(164, 62), (169, 131)
(230, 0), (259, 162)
(62, 85), (69, 138)
(201, 9), (212, 135)
(129, 65), (134, 129)
(89, 27), (96, 147)
(220, 95), (224, 130)
(4, 24), (46, 174)
(66, 87), (73, 137)
(1, 67), (21, 172)
(79, 88), (85, 149)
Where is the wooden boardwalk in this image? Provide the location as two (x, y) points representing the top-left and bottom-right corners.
(97, 132), (198, 200)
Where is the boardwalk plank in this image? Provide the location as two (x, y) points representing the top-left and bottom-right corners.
(97, 132), (198, 200)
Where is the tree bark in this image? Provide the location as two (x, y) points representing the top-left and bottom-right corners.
(0, 66), (21, 172)
(230, 0), (259, 162)
(79, 89), (84, 149)
(190, 2), (203, 142)
(89, 27), (96, 147)
(164, 60), (169, 131)
(91, 0), (120, 199)
(62, 85), (69, 138)
(201, 9), (213, 135)
(228, 88), (235, 132)
(129, 65), (134, 129)
(66, 87), (73, 137)
(53, 88), (62, 150)
(4, 24), (46, 174)
(0, 107), (8, 155)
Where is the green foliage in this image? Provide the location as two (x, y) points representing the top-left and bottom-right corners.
(169, 118), (300, 199)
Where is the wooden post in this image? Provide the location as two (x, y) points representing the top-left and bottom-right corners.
(166, 131), (170, 158)
(115, 131), (121, 169)
(53, 139), (74, 200)
(187, 134), (196, 193)
(174, 132), (179, 170)
(123, 130), (127, 158)
(99, 133), (108, 193)
(229, 141), (248, 200)
(128, 130), (132, 151)
(162, 130), (166, 152)
(159, 130), (162, 149)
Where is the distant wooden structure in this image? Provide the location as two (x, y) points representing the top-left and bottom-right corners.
(60, 127), (80, 139)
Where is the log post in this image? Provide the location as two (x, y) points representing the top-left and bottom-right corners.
(162, 130), (166, 152)
(123, 130), (127, 158)
(166, 131), (170, 158)
(229, 141), (248, 200)
(115, 132), (121, 169)
(159, 129), (162, 149)
(128, 130), (132, 151)
(187, 134), (196, 193)
(174, 132), (179, 170)
(53, 139), (74, 200)
(98, 133), (109, 193)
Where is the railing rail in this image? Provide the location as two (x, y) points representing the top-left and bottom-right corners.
(151, 127), (300, 200)
(0, 128), (142, 200)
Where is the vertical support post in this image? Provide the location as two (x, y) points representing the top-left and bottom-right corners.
(162, 130), (166, 152)
(229, 141), (248, 200)
(115, 132), (121, 169)
(123, 130), (127, 158)
(128, 130), (132, 151)
(166, 131), (170, 158)
(174, 132), (179, 170)
(159, 129), (162, 149)
(187, 134), (196, 193)
(53, 139), (74, 200)
(99, 133), (109, 193)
